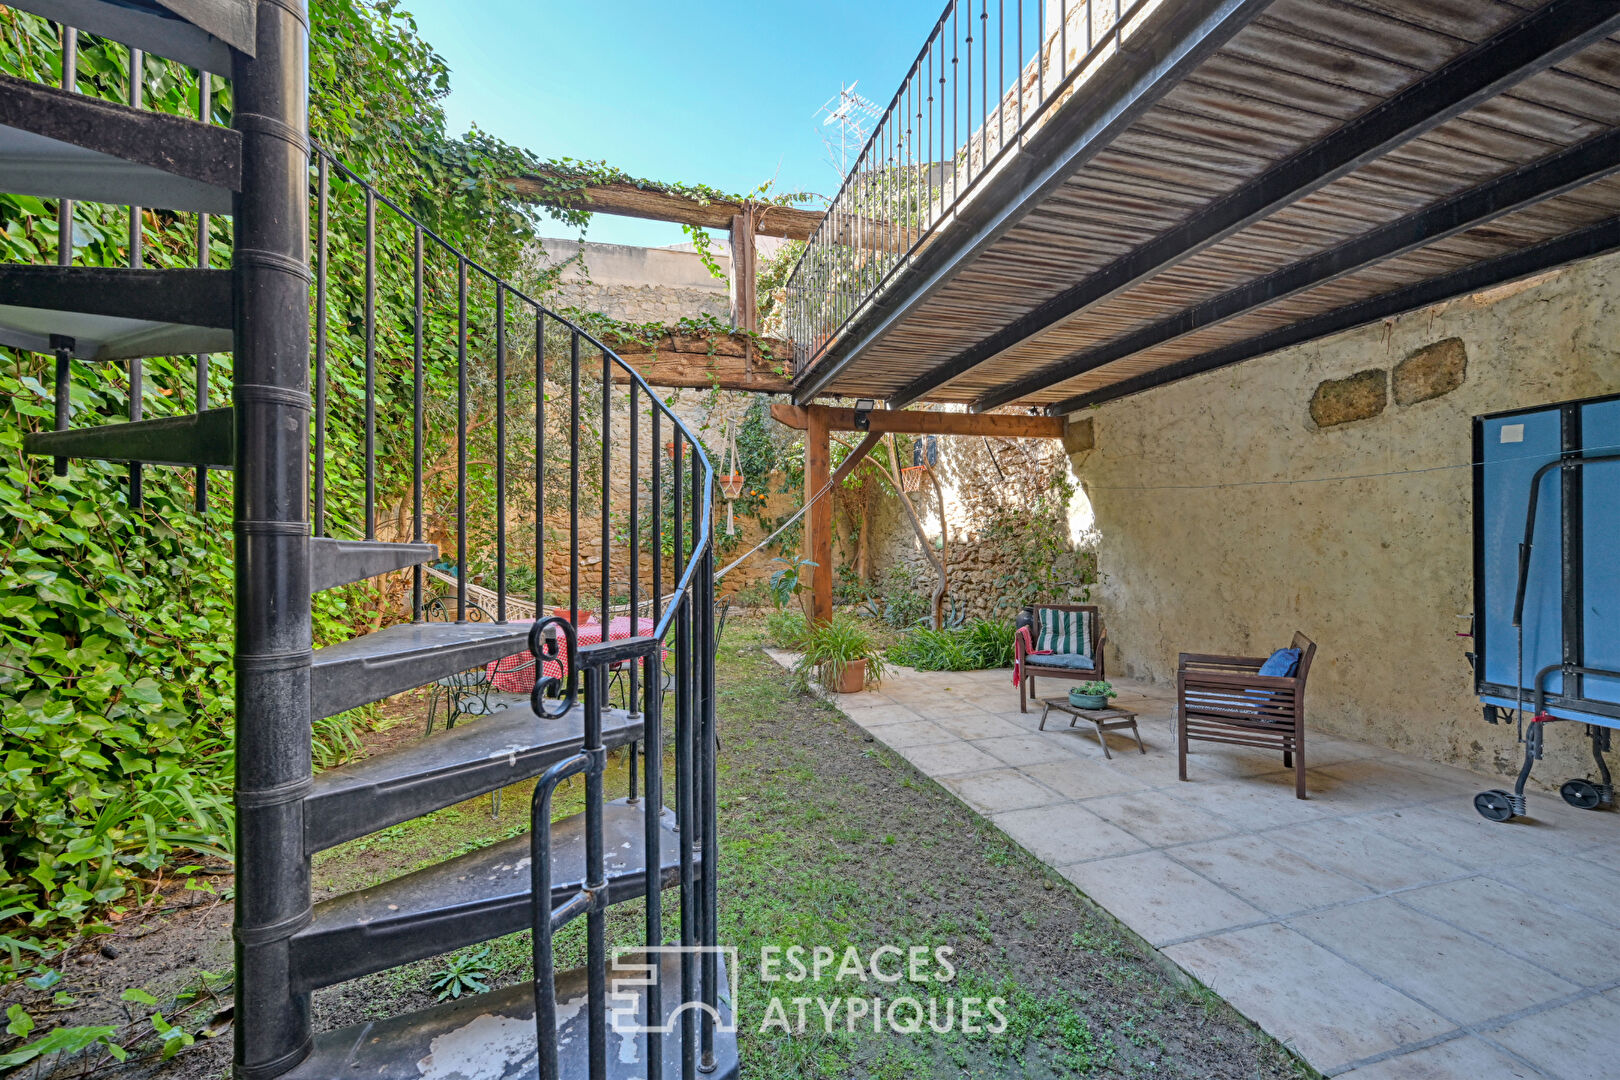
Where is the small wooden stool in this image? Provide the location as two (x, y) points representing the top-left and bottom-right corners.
(1037, 698), (1145, 759)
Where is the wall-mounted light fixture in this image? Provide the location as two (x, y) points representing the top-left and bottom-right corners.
(853, 398), (876, 430)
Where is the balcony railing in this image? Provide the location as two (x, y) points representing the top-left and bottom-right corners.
(784, 0), (1160, 377)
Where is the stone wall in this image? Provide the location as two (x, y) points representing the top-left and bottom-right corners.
(857, 436), (1094, 622)
(521, 387), (790, 605)
(1064, 252), (1620, 788)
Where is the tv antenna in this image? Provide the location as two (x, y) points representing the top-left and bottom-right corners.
(813, 81), (881, 177)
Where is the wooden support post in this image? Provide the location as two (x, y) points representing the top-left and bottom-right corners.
(805, 404), (833, 626)
(729, 207), (758, 373)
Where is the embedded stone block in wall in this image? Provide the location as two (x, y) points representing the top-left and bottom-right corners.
(1063, 417), (1094, 454)
(1309, 369), (1386, 428)
(1393, 337), (1467, 406)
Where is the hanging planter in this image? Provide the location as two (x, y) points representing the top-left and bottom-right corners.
(717, 419), (746, 536)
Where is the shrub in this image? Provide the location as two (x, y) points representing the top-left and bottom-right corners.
(832, 571), (871, 608)
(887, 620), (1015, 672)
(875, 565), (929, 628)
(730, 581), (770, 609)
(961, 619), (1015, 668)
(764, 609), (809, 650)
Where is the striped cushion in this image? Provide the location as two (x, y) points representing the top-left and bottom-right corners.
(1036, 608), (1090, 659)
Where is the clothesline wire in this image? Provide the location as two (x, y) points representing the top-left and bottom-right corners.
(715, 470), (842, 582)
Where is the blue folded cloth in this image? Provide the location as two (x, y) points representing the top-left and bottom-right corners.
(1258, 647), (1301, 678)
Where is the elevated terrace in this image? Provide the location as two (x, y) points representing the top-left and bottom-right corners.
(784, 0), (1620, 413)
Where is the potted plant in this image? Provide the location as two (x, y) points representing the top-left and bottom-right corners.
(1068, 680), (1117, 710)
(794, 614), (886, 693)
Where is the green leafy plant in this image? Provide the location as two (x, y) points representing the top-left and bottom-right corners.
(832, 570), (872, 608)
(1073, 681), (1116, 698)
(764, 609), (809, 650)
(792, 614), (886, 691)
(887, 620), (1014, 672)
(429, 946), (495, 1001)
(0, 1004), (123, 1069)
(962, 619), (1015, 668)
(767, 555), (816, 611)
(874, 565), (929, 628)
(0, 0), (563, 957)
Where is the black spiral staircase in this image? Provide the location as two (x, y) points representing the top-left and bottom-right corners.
(2, 3), (730, 1078)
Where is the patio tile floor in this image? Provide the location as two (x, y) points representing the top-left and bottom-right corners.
(780, 658), (1620, 1078)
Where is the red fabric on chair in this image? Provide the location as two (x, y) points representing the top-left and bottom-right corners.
(1012, 624), (1052, 686)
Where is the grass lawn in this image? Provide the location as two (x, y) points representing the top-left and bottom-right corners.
(2, 616), (1310, 1079)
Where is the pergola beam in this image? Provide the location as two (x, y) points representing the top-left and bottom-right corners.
(972, 126), (1620, 412)
(510, 172), (824, 240)
(1049, 214), (1620, 414)
(781, 402), (1062, 625)
(770, 402), (1063, 438)
(898, 0), (1620, 410)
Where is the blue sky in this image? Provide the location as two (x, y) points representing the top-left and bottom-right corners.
(405, 0), (942, 248)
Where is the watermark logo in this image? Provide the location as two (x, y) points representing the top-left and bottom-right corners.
(608, 946), (739, 1036)
(608, 944), (1007, 1037)
(758, 945), (1006, 1036)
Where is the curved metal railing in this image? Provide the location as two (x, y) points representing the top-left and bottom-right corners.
(6, 13), (719, 1075)
(309, 146), (720, 1080)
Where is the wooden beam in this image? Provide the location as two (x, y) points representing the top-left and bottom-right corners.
(510, 173), (824, 240)
(805, 405), (833, 626)
(769, 403), (1062, 438)
(770, 402), (808, 429)
(610, 350), (791, 394)
(976, 122), (1620, 413)
(828, 432), (882, 489)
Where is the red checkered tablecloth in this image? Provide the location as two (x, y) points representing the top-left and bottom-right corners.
(487, 616), (658, 693)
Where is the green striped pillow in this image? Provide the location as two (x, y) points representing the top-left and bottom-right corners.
(1037, 608), (1090, 658)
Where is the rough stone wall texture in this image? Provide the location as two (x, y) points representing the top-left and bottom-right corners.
(522, 386), (790, 604)
(1066, 253), (1620, 789)
(551, 280), (731, 326)
(859, 438), (1093, 623)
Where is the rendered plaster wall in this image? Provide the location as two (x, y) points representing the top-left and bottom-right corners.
(533, 237), (731, 324)
(1066, 252), (1620, 788)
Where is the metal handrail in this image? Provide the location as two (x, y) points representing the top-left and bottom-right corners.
(14, 14), (720, 1080)
(309, 142), (715, 645)
(309, 145), (720, 1079)
(783, 0), (1154, 374)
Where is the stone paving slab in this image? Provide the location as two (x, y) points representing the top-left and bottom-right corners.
(777, 657), (1620, 1078)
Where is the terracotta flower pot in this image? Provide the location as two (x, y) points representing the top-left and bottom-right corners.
(829, 658), (868, 694)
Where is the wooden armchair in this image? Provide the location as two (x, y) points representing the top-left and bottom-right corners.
(1177, 632), (1317, 799)
(1015, 603), (1106, 713)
